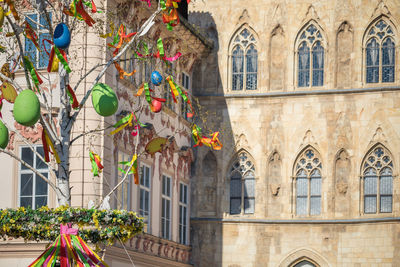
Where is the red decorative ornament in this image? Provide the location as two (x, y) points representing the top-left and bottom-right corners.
(151, 99), (162, 113)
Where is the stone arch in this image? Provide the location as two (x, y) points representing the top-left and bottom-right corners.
(292, 144), (323, 175)
(279, 248), (331, 267)
(269, 25), (286, 91)
(360, 142), (395, 175)
(335, 21), (353, 88)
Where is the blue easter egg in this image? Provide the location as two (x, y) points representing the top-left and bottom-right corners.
(151, 71), (163, 86)
(54, 23), (71, 49)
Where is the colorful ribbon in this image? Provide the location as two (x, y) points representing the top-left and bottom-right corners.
(110, 112), (145, 136)
(24, 21), (40, 51)
(29, 224), (108, 267)
(42, 129), (61, 163)
(118, 154), (139, 184)
(192, 124), (222, 150)
(67, 85), (80, 109)
(89, 151), (104, 177)
(23, 56), (42, 91)
(63, 0), (96, 27)
(54, 47), (71, 73)
(5, 0), (19, 21)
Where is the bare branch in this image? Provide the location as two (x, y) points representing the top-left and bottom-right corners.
(70, 125), (113, 144)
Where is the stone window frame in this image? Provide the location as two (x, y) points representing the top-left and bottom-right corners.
(292, 146), (323, 217)
(228, 150), (256, 215)
(161, 174), (172, 240)
(228, 25), (259, 92)
(362, 16), (397, 85)
(115, 151), (133, 211)
(360, 143), (395, 215)
(294, 21), (327, 89)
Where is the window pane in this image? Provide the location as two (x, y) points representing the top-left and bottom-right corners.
(312, 41), (324, 86)
(36, 147), (46, 169)
(39, 13), (51, 30)
(364, 175), (377, 195)
(246, 45), (257, 90)
(310, 177), (321, 196)
(21, 147), (33, 170)
(39, 33), (51, 69)
(20, 196), (32, 208)
(35, 196), (47, 209)
(230, 198), (241, 214)
(380, 196), (392, 213)
(230, 178), (241, 198)
(20, 174), (33, 196)
(35, 173), (48, 195)
(244, 198), (255, 214)
(296, 197), (307, 215)
(244, 178), (255, 197)
(298, 42), (310, 87)
(366, 38), (379, 83)
(382, 38), (395, 83)
(364, 196), (377, 213)
(310, 196), (321, 215)
(296, 177), (308, 197)
(380, 171), (392, 195)
(232, 46), (244, 90)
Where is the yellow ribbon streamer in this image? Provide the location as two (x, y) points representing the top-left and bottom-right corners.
(110, 113), (133, 135)
(44, 129), (60, 164)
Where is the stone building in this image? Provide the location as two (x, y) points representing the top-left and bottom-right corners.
(189, 0), (400, 266)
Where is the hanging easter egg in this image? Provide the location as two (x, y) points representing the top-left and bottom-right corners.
(0, 63), (15, 82)
(151, 99), (162, 113)
(1, 82), (18, 103)
(0, 120), (8, 149)
(0, 7), (4, 28)
(13, 89), (40, 126)
(145, 137), (168, 155)
(91, 83), (118, 117)
(151, 71), (163, 86)
(53, 23), (71, 49)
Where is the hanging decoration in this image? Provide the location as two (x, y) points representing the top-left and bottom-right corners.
(151, 70), (162, 86)
(161, 0), (180, 31)
(53, 23), (71, 49)
(42, 128), (61, 164)
(0, 119), (8, 149)
(67, 85), (80, 109)
(135, 38), (181, 65)
(145, 137), (168, 155)
(142, 82), (166, 113)
(166, 75), (194, 117)
(23, 56), (43, 90)
(0, 6), (5, 28)
(1, 82), (17, 103)
(28, 223), (108, 267)
(13, 89), (40, 126)
(24, 21), (40, 51)
(89, 151), (104, 177)
(118, 153), (139, 184)
(0, 63), (15, 82)
(192, 124), (222, 150)
(54, 46), (71, 73)
(5, 0), (20, 21)
(110, 112), (145, 136)
(63, 0), (96, 27)
(91, 83), (118, 117)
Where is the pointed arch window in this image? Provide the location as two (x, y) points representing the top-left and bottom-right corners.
(231, 28), (258, 91)
(229, 151), (255, 214)
(297, 24), (325, 87)
(365, 19), (395, 83)
(361, 145), (393, 213)
(294, 147), (322, 216)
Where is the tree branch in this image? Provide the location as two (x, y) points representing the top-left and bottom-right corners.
(70, 125), (113, 144)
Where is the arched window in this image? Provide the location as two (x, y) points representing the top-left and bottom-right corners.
(294, 147), (322, 216)
(361, 145), (393, 213)
(296, 23), (325, 87)
(229, 151), (255, 214)
(365, 19), (395, 83)
(231, 28), (258, 91)
(293, 260), (317, 267)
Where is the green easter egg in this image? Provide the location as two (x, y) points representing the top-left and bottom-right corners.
(0, 120), (8, 149)
(13, 89), (40, 126)
(91, 83), (118, 117)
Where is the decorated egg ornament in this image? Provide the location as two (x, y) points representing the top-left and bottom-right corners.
(151, 99), (162, 113)
(0, 120), (8, 149)
(151, 71), (163, 86)
(91, 83), (118, 117)
(13, 89), (40, 126)
(54, 23), (71, 49)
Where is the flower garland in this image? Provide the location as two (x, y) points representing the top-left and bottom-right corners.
(0, 206), (144, 245)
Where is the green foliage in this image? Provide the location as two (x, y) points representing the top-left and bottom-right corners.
(0, 206), (143, 245)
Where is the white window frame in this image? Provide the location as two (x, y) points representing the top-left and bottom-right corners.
(161, 175), (172, 240)
(116, 152), (132, 211)
(179, 183), (188, 245)
(18, 145), (48, 209)
(139, 164), (151, 230)
(180, 72), (191, 120)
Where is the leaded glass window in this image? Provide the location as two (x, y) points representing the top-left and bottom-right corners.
(365, 19), (395, 83)
(296, 23), (325, 87)
(294, 147), (322, 216)
(361, 145), (393, 213)
(231, 28), (257, 91)
(229, 152), (255, 214)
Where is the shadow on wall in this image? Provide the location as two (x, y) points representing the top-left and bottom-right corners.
(188, 11), (234, 267)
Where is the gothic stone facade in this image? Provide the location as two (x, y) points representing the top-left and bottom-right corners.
(189, 0), (400, 266)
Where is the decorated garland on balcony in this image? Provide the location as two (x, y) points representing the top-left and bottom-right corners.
(0, 206), (144, 245)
